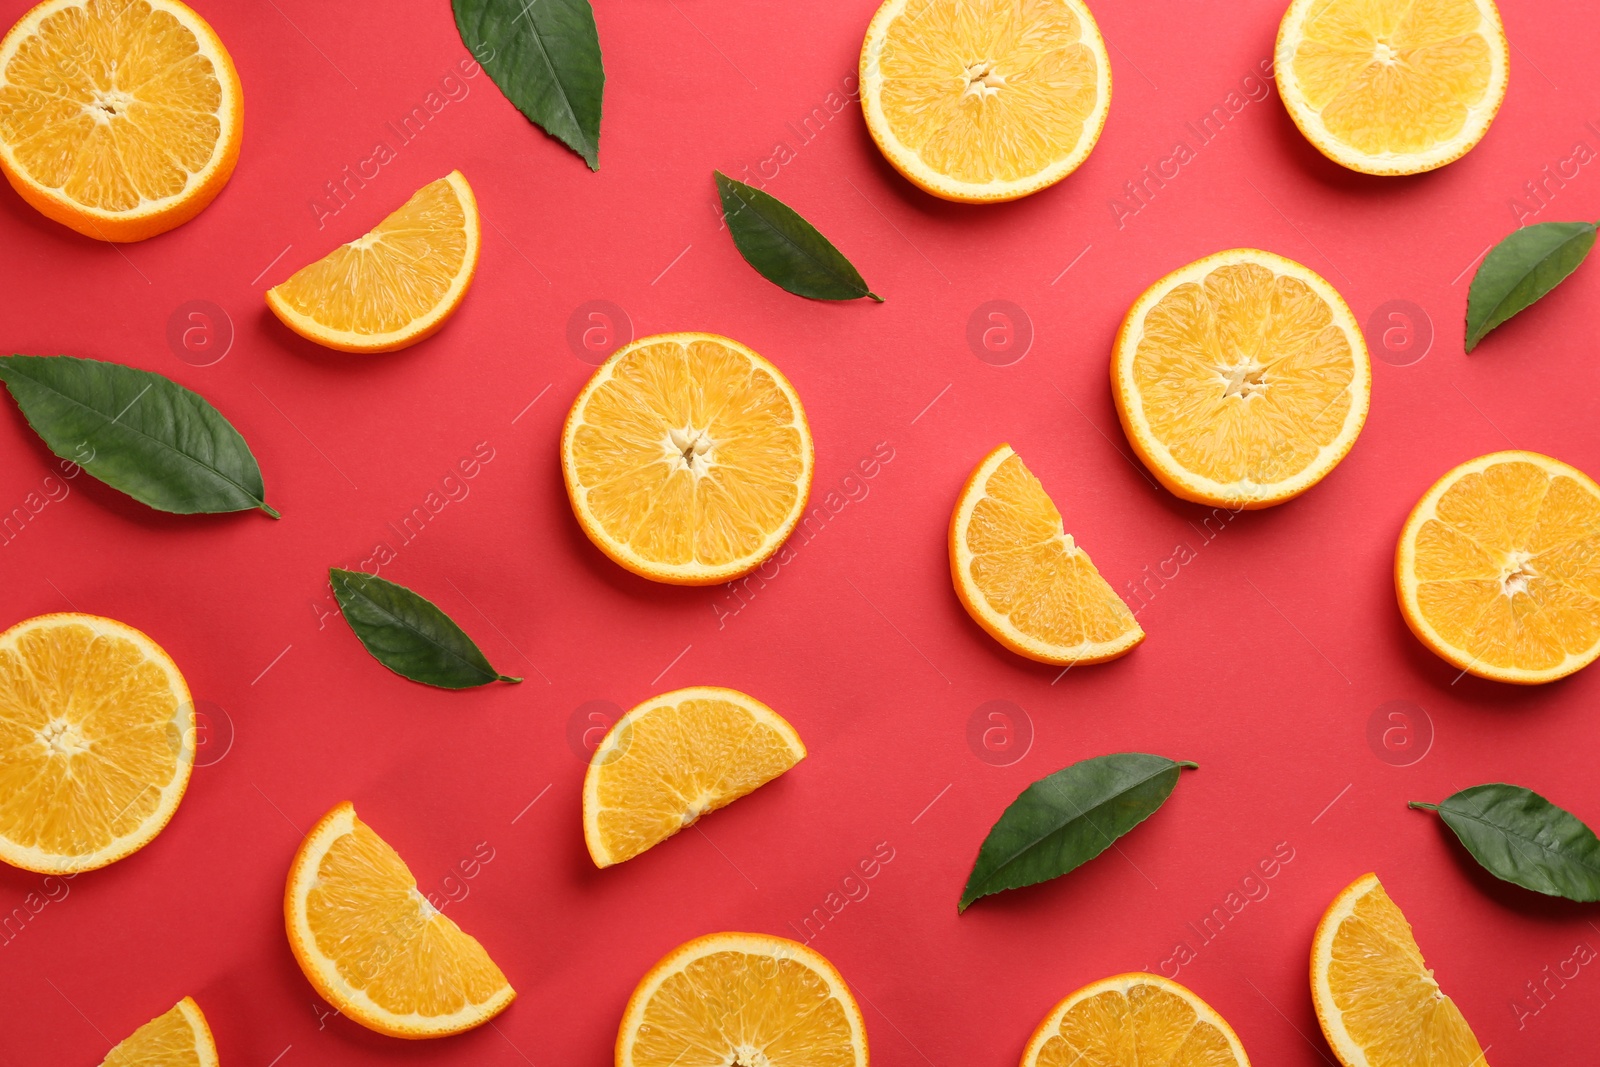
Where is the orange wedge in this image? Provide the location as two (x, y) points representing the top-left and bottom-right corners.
(266, 170), (479, 353)
(950, 444), (1142, 665)
(1021, 972), (1251, 1067)
(102, 997), (218, 1067)
(1312, 873), (1488, 1067)
(0, 0), (242, 241)
(1112, 248), (1370, 509)
(860, 0), (1111, 202)
(1276, 0), (1508, 175)
(284, 801), (514, 1038)
(584, 686), (805, 868)
(1396, 450), (1600, 684)
(562, 332), (814, 585)
(0, 613), (193, 874)
(618, 932), (867, 1067)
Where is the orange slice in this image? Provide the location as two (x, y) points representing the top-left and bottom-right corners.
(266, 170), (479, 353)
(618, 932), (867, 1067)
(584, 686), (805, 868)
(1396, 450), (1600, 684)
(284, 801), (514, 1038)
(102, 997), (218, 1067)
(950, 444), (1142, 665)
(1312, 873), (1488, 1067)
(0, 0), (242, 241)
(860, 0), (1111, 202)
(1276, 0), (1508, 175)
(1112, 248), (1370, 509)
(1021, 972), (1251, 1067)
(561, 332), (814, 585)
(0, 613), (193, 874)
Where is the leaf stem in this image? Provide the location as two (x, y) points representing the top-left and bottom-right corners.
(259, 501), (281, 519)
(1177, 761), (1199, 770)
(1408, 801), (1440, 811)
(867, 291), (885, 303)
(497, 674), (524, 684)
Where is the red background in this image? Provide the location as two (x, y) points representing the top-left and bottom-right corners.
(2, 0), (1598, 1063)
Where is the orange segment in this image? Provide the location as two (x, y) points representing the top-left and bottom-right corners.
(0, 613), (193, 874)
(618, 932), (867, 1067)
(561, 332), (814, 585)
(284, 801), (514, 1038)
(1312, 874), (1488, 1067)
(950, 444), (1142, 666)
(1112, 249), (1370, 509)
(1021, 972), (1251, 1067)
(102, 997), (218, 1067)
(0, 0), (242, 241)
(1396, 451), (1600, 684)
(583, 687), (805, 868)
(860, 0), (1111, 202)
(1276, 0), (1507, 174)
(266, 171), (480, 353)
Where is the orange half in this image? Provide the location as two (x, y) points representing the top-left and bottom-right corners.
(617, 932), (867, 1067)
(1396, 450), (1600, 684)
(860, 0), (1112, 201)
(0, 0), (243, 241)
(1021, 972), (1251, 1067)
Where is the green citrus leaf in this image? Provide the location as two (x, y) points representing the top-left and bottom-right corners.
(959, 753), (1196, 912)
(1465, 220), (1597, 351)
(1411, 784), (1600, 902)
(0, 354), (276, 516)
(453, 0), (604, 170)
(330, 569), (521, 690)
(715, 171), (882, 302)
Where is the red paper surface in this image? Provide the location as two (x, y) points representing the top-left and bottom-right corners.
(3, 0), (1598, 1063)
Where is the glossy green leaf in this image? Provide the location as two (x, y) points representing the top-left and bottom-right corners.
(959, 753), (1196, 912)
(1411, 784), (1600, 902)
(330, 569), (521, 690)
(454, 0), (605, 170)
(1465, 220), (1597, 351)
(0, 354), (276, 516)
(715, 171), (882, 302)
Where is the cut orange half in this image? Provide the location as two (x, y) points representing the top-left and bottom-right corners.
(1312, 873), (1488, 1067)
(102, 997), (218, 1067)
(0, 0), (242, 242)
(266, 170), (479, 353)
(562, 332), (814, 585)
(951, 444), (1142, 665)
(1276, 0), (1508, 175)
(1396, 451), (1600, 684)
(0, 613), (193, 874)
(618, 932), (867, 1067)
(1021, 972), (1251, 1067)
(860, 0), (1111, 202)
(284, 801), (514, 1038)
(583, 686), (805, 868)
(1112, 248), (1370, 509)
